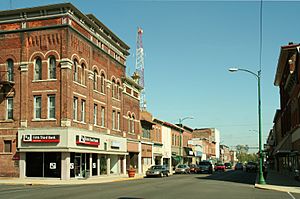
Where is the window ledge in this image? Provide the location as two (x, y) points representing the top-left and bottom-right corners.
(32, 119), (56, 122)
(0, 119), (14, 123)
(112, 98), (121, 102)
(73, 120), (86, 124)
(0, 152), (13, 155)
(32, 79), (56, 83)
(128, 132), (135, 135)
(73, 81), (87, 88)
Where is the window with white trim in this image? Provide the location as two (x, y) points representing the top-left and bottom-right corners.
(7, 59), (14, 82)
(48, 95), (55, 119)
(100, 73), (105, 93)
(7, 97), (13, 120)
(101, 106), (105, 127)
(34, 58), (42, 80)
(94, 104), (98, 125)
(73, 60), (78, 82)
(93, 70), (98, 90)
(112, 110), (116, 129)
(48, 56), (56, 79)
(73, 97), (78, 120)
(117, 112), (120, 130)
(34, 96), (42, 119)
(81, 100), (85, 122)
(132, 115), (135, 133)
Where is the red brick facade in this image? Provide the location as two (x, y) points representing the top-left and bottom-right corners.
(0, 3), (141, 177)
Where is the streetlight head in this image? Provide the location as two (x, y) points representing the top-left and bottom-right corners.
(228, 67), (239, 72)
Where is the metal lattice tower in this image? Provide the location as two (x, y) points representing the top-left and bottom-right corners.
(135, 27), (146, 110)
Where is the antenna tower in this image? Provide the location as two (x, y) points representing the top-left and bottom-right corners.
(135, 27), (146, 110)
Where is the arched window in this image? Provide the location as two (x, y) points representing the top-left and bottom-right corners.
(93, 70), (98, 90)
(48, 56), (56, 79)
(73, 59), (78, 82)
(112, 79), (116, 98)
(81, 63), (86, 85)
(117, 82), (121, 100)
(132, 114), (135, 133)
(7, 59), (14, 82)
(100, 73), (105, 93)
(34, 57), (42, 80)
(128, 113), (131, 133)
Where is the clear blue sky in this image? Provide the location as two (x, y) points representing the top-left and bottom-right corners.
(1, 0), (297, 150)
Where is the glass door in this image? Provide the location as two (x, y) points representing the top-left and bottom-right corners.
(74, 155), (82, 178)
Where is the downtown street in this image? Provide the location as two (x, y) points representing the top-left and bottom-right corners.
(0, 171), (299, 199)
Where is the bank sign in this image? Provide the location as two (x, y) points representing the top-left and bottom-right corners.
(76, 135), (100, 146)
(23, 135), (60, 143)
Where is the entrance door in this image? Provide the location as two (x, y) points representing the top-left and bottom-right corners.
(74, 155), (82, 177)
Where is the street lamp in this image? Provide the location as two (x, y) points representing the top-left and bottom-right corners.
(178, 116), (194, 164)
(228, 67), (266, 185)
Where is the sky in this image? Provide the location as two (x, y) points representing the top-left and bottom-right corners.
(0, 0), (297, 151)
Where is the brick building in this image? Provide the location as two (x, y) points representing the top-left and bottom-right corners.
(272, 42), (300, 175)
(0, 3), (142, 179)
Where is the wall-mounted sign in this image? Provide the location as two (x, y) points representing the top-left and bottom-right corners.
(76, 135), (100, 146)
(111, 141), (120, 149)
(50, 163), (56, 169)
(23, 135), (60, 143)
(70, 163), (74, 169)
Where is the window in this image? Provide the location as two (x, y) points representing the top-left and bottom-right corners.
(100, 73), (105, 93)
(4, 140), (12, 153)
(94, 104), (98, 125)
(34, 58), (42, 80)
(112, 79), (116, 98)
(132, 115), (135, 133)
(73, 60), (78, 82)
(81, 100), (85, 122)
(7, 97), (13, 120)
(34, 96), (42, 119)
(81, 64), (86, 85)
(93, 70), (98, 90)
(112, 110), (116, 129)
(117, 82), (121, 100)
(101, 107), (105, 127)
(117, 112), (120, 130)
(128, 114), (131, 132)
(7, 59), (14, 82)
(48, 95), (55, 119)
(48, 56), (56, 79)
(73, 97), (78, 120)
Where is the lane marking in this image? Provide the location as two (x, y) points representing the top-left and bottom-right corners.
(288, 192), (296, 199)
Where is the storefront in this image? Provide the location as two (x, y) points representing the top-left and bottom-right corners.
(18, 128), (127, 180)
(183, 147), (193, 165)
(127, 141), (140, 173)
(141, 142), (152, 173)
(153, 143), (163, 165)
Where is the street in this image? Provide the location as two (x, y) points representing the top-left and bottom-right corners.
(0, 170), (299, 199)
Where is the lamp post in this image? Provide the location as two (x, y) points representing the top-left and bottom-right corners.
(178, 116), (194, 164)
(228, 67), (266, 185)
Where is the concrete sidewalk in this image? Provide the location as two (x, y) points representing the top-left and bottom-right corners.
(255, 170), (300, 193)
(0, 174), (145, 186)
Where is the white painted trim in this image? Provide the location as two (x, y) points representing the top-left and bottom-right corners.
(32, 90), (57, 93)
(32, 79), (57, 83)
(93, 99), (106, 105)
(73, 92), (87, 99)
(112, 106), (121, 110)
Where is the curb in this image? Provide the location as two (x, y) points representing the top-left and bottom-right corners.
(0, 176), (145, 186)
(255, 183), (300, 194)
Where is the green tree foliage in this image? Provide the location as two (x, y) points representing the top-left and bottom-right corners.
(237, 152), (258, 163)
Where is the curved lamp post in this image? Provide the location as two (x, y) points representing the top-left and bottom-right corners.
(228, 67), (266, 185)
(178, 116), (194, 164)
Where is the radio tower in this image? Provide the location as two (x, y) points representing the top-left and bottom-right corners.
(135, 27), (146, 110)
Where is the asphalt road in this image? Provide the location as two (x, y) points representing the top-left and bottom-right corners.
(0, 170), (299, 199)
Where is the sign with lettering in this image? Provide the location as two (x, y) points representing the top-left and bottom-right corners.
(23, 135), (60, 143)
(70, 163), (74, 169)
(76, 135), (100, 146)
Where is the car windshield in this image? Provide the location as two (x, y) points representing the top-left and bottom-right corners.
(225, 163), (231, 166)
(216, 163), (224, 166)
(199, 162), (210, 165)
(177, 165), (186, 168)
(150, 166), (162, 170)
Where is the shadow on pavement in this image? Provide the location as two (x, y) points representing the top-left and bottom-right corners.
(265, 170), (300, 187)
(195, 170), (256, 185)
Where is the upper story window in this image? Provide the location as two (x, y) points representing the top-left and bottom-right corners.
(34, 96), (42, 119)
(48, 95), (56, 119)
(93, 70), (98, 90)
(94, 104), (98, 125)
(4, 140), (12, 153)
(7, 59), (14, 82)
(101, 106), (105, 127)
(34, 57), (42, 80)
(117, 82), (121, 100)
(73, 97), (78, 121)
(48, 56), (56, 79)
(81, 99), (85, 122)
(7, 97), (13, 120)
(117, 112), (120, 130)
(73, 59), (78, 82)
(132, 115), (135, 133)
(81, 63), (86, 85)
(100, 73), (105, 94)
(112, 79), (116, 98)
(112, 110), (116, 129)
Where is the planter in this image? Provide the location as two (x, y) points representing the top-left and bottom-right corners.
(127, 169), (136, 178)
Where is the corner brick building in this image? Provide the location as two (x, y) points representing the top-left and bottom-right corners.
(0, 3), (142, 179)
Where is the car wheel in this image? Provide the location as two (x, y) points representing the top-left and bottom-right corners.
(160, 172), (164, 178)
(166, 173), (169, 177)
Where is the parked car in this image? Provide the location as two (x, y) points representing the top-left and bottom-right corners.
(146, 165), (169, 177)
(215, 163), (226, 172)
(198, 161), (213, 174)
(189, 164), (200, 174)
(175, 164), (190, 174)
(224, 162), (232, 169)
(246, 162), (258, 172)
(234, 162), (244, 171)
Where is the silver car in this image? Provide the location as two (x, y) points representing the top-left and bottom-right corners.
(146, 165), (169, 177)
(175, 164), (190, 174)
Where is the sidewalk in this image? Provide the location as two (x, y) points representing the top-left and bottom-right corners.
(255, 169), (300, 193)
(0, 174), (145, 186)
